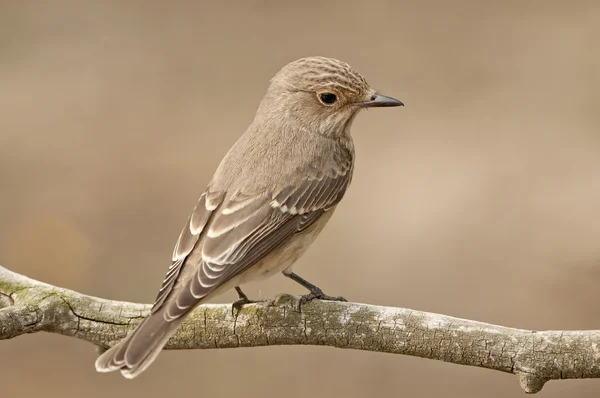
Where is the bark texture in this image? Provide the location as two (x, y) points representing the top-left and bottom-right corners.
(1, 265), (599, 393)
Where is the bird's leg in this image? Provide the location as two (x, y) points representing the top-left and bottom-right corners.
(283, 271), (347, 312)
(231, 286), (269, 315)
(235, 286), (251, 302)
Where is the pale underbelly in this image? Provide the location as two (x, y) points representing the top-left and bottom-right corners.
(236, 209), (335, 284)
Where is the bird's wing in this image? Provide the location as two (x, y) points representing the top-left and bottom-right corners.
(153, 152), (353, 322)
(150, 191), (222, 312)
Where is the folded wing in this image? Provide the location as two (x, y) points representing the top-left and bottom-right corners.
(157, 152), (353, 322)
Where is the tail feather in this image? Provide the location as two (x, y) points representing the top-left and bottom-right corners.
(95, 307), (183, 379)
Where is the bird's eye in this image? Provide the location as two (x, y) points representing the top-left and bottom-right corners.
(318, 92), (337, 105)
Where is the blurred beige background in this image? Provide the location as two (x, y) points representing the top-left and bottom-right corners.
(1, 1), (599, 397)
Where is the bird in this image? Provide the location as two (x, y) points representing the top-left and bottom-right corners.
(95, 56), (403, 378)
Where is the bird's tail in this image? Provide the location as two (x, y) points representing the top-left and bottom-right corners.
(95, 307), (183, 379)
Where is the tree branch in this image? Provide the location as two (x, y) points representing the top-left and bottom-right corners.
(1, 265), (599, 393)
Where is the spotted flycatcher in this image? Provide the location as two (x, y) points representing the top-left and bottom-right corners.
(95, 56), (403, 378)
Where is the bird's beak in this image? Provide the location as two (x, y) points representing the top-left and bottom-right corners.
(359, 93), (404, 108)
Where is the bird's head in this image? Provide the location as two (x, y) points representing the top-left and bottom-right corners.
(258, 56), (403, 137)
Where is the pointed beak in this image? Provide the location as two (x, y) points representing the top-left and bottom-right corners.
(359, 93), (404, 108)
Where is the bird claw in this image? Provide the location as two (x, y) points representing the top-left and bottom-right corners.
(297, 288), (347, 312)
(231, 297), (270, 316)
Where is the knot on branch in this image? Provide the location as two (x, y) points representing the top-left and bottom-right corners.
(516, 372), (547, 394)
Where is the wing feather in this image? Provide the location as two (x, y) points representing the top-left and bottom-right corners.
(151, 192), (221, 312)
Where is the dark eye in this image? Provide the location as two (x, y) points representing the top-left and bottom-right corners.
(319, 92), (337, 105)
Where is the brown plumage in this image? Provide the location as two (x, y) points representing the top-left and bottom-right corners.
(95, 56), (402, 378)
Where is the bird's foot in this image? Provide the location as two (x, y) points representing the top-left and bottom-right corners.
(232, 297), (270, 315)
(232, 287), (270, 316)
(297, 287), (347, 312)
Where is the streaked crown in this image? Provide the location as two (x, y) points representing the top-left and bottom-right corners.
(271, 56), (370, 96)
